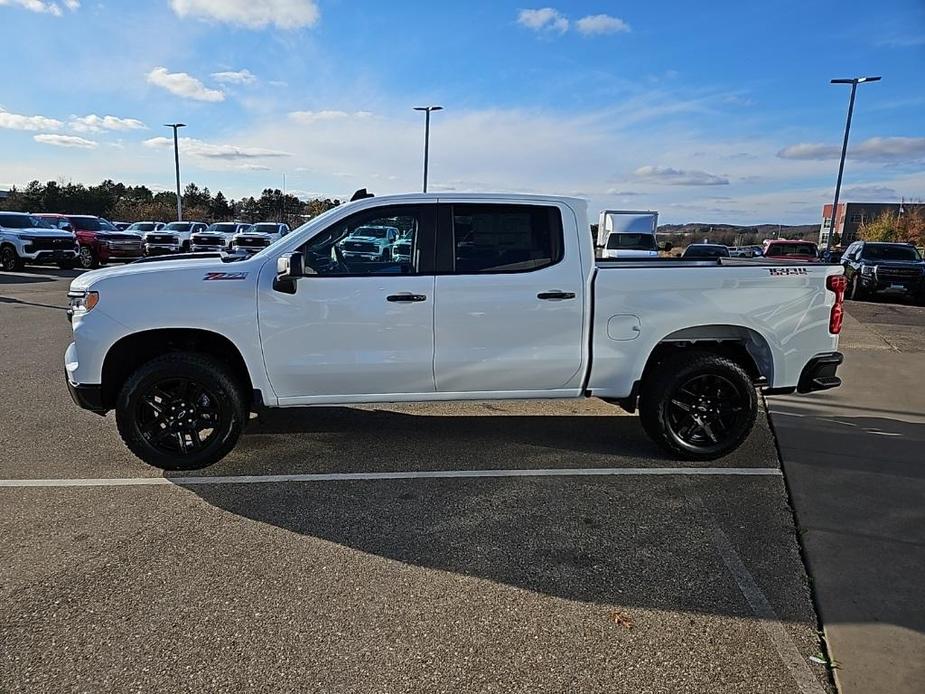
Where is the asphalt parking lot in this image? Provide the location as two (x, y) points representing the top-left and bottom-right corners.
(1, 268), (834, 693)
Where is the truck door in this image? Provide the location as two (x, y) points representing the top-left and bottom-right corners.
(433, 202), (586, 393)
(258, 204), (437, 401)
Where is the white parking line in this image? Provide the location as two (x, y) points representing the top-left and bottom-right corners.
(0, 466), (781, 488)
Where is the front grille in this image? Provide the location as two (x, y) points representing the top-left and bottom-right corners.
(193, 236), (225, 245)
(146, 234), (177, 244)
(235, 236), (269, 248)
(27, 237), (74, 251)
(878, 266), (922, 280)
(343, 241), (377, 253)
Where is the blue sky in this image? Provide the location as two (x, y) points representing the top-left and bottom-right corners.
(0, 0), (923, 224)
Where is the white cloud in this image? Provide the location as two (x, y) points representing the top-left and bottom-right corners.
(146, 66), (224, 102)
(169, 0), (320, 30)
(33, 133), (97, 149)
(0, 0), (78, 16)
(143, 136), (291, 160)
(777, 137), (925, 162)
(634, 165), (729, 186)
(0, 107), (63, 131)
(236, 163), (271, 171)
(575, 14), (630, 35)
(212, 69), (257, 85)
(517, 8), (569, 33)
(70, 114), (146, 132)
(288, 110), (373, 124)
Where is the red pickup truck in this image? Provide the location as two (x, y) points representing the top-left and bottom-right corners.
(36, 214), (145, 269)
(763, 239), (819, 262)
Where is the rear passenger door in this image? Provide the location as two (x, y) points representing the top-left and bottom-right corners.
(433, 202), (585, 394)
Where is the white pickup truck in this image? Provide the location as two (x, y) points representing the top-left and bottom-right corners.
(65, 193), (846, 470)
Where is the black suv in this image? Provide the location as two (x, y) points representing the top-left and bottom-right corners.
(842, 241), (925, 303)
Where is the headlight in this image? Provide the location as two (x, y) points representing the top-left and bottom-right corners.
(67, 290), (100, 314)
(861, 265), (875, 275)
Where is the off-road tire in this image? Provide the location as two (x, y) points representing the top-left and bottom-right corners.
(116, 352), (247, 470)
(638, 350), (758, 461)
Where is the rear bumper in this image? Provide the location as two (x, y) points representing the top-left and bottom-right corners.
(796, 352), (843, 393)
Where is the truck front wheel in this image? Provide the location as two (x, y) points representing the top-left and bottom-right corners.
(115, 353), (247, 470)
(638, 351), (757, 460)
(1, 246), (24, 271)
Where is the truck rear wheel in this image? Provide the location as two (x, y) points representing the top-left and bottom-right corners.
(115, 353), (246, 470)
(638, 351), (757, 460)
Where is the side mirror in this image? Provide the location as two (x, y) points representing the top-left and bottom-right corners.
(274, 251), (304, 294)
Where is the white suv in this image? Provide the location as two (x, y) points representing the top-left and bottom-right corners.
(0, 211), (79, 271)
(143, 221), (207, 255)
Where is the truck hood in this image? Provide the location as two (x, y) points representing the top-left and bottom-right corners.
(3, 229), (75, 240)
(234, 231), (273, 238)
(70, 256), (243, 291)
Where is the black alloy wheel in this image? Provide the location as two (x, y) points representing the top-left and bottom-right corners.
(134, 377), (223, 457)
(664, 373), (749, 451)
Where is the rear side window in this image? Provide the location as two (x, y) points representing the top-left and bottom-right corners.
(451, 204), (562, 273)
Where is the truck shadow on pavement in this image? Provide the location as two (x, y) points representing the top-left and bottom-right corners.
(171, 407), (818, 626)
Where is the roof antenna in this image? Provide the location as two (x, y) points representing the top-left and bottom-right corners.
(350, 188), (374, 202)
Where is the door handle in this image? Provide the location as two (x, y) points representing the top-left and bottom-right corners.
(537, 291), (576, 301)
(386, 293), (427, 302)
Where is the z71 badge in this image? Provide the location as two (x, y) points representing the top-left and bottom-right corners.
(768, 267), (808, 276)
(203, 272), (249, 281)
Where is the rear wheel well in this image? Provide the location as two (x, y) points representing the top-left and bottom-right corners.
(611, 332), (770, 414)
(101, 329), (253, 411)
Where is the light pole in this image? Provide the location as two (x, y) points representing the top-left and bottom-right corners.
(825, 77), (880, 252)
(413, 106), (442, 193)
(164, 123), (186, 221)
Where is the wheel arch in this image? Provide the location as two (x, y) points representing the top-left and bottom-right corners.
(100, 328), (254, 411)
(611, 324), (774, 413)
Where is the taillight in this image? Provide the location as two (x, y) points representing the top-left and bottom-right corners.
(827, 274), (847, 334)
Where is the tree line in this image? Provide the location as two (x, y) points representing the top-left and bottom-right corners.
(0, 179), (343, 228)
(857, 207), (925, 246)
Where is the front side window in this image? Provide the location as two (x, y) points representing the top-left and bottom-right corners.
(300, 205), (432, 276)
(451, 204), (562, 273)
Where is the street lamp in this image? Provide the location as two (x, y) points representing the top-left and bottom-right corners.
(413, 106), (442, 193)
(164, 123), (186, 221)
(824, 76), (881, 252)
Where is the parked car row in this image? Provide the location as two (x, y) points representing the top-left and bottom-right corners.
(0, 212), (295, 271)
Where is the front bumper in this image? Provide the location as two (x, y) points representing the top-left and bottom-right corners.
(145, 243), (181, 255)
(65, 374), (108, 415)
(191, 244), (226, 253)
(21, 249), (78, 264)
(231, 245), (266, 255)
(860, 275), (924, 293)
(796, 352), (843, 393)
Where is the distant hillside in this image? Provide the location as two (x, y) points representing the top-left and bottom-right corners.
(658, 223), (817, 236)
(657, 223), (819, 248)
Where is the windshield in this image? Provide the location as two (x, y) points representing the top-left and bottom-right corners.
(249, 224), (278, 233)
(766, 243), (817, 257)
(606, 233), (657, 251)
(165, 222), (193, 231)
(0, 213), (54, 229)
(685, 245), (729, 258)
(207, 223), (239, 233)
(70, 216), (115, 231)
(862, 244), (921, 262)
(127, 222), (156, 231)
